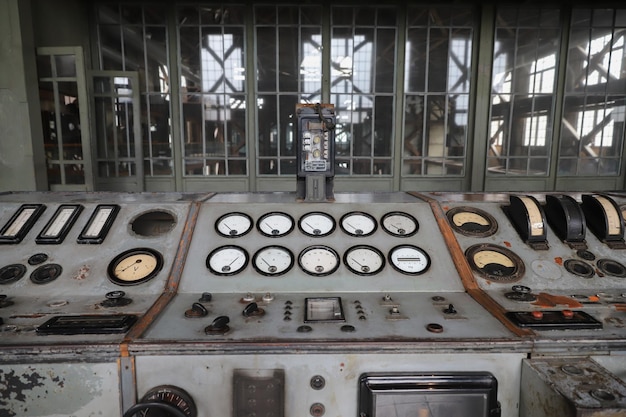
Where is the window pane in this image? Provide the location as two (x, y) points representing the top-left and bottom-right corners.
(331, 5), (398, 176)
(403, 6), (474, 177)
(256, 5), (322, 176)
(488, 6), (560, 176)
(558, 9), (626, 177)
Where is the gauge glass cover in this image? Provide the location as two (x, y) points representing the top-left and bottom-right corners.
(299, 245), (340, 276)
(299, 212), (335, 237)
(381, 212), (418, 237)
(108, 248), (164, 285)
(207, 245), (249, 276)
(388, 245), (430, 275)
(340, 212), (377, 237)
(252, 246), (294, 276)
(215, 212), (253, 238)
(257, 212), (295, 237)
(344, 245), (385, 275)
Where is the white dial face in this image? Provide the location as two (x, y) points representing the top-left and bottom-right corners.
(207, 246), (249, 275)
(388, 245), (430, 275)
(340, 212), (377, 237)
(84, 207), (114, 237)
(381, 212), (418, 237)
(299, 212), (335, 237)
(215, 212), (252, 237)
(253, 246), (294, 276)
(344, 245), (385, 275)
(299, 246), (340, 276)
(257, 212), (294, 237)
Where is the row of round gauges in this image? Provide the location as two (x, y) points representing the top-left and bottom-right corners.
(206, 244), (431, 276)
(215, 211), (419, 238)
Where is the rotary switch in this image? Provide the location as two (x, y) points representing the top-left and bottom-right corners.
(123, 385), (196, 417)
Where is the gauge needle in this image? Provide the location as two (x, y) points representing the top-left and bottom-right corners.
(349, 257), (364, 267)
(261, 258), (273, 268)
(121, 259), (142, 271)
(227, 256), (240, 266)
(346, 221), (357, 230)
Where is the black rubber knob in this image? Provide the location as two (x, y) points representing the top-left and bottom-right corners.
(242, 302), (259, 317)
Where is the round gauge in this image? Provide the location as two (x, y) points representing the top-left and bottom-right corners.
(30, 263), (63, 285)
(206, 245), (249, 276)
(0, 263), (27, 284)
(344, 245), (385, 275)
(257, 212), (295, 237)
(215, 212), (253, 238)
(446, 206), (498, 237)
(380, 212), (418, 237)
(139, 385), (197, 417)
(388, 245), (431, 275)
(298, 245), (340, 276)
(107, 248), (164, 286)
(252, 245), (294, 276)
(298, 212), (336, 237)
(340, 212), (377, 237)
(465, 244), (525, 283)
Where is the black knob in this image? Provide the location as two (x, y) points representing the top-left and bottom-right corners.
(444, 304), (457, 315)
(185, 302), (208, 318)
(199, 292), (212, 302)
(205, 315), (230, 334)
(243, 302), (259, 317)
(101, 291), (132, 307)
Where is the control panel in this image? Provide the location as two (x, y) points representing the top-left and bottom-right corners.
(2, 190), (626, 417)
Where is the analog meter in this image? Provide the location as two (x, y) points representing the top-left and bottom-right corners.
(107, 248), (164, 286)
(344, 245), (385, 275)
(446, 206), (498, 237)
(340, 212), (377, 237)
(257, 212), (295, 237)
(388, 245), (431, 275)
(380, 211), (418, 237)
(465, 243), (525, 283)
(298, 212), (336, 237)
(215, 212), (253, 238)
(252, 246), (294, 276)
(206, 245), (249, 276)
(298, 245), (340, 276)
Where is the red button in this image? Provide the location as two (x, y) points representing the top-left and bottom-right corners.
(562, 309), (574, 319)
(531, 311), (543, 320)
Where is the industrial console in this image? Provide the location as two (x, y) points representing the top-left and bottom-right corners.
(1, 190), (626, 417)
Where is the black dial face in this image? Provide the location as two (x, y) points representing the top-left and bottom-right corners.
(30, 263), (63, 285)
(0, 263), (27, 284)
(465, 244), (525, 283)
(446, 206), (498, 237)
(107, 248), (164, 286)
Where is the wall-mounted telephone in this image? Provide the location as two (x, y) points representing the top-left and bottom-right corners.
(295, 103), (336, 201)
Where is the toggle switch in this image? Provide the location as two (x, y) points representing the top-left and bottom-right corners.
(205, 315), (230, 334)
(185, 302), (209, 318)
(243, 302), (265, 317)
